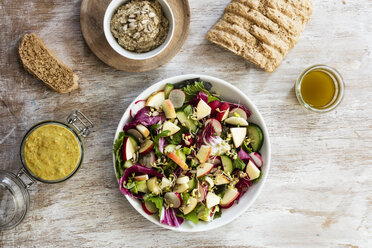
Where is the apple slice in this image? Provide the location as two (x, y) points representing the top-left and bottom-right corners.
(249, 152), (263, 167)
(146, 91), (165, 108)
(164, 192), (182, 208)
(215, 174), (229, 185)
(229, 107), (248, 120)
(196, 99), (211, 120)
(196, 145), (212, 163)
(162, 99), (176, 119)
(206, 192), (221, 209)
(216, 102), (230, 122)
(134, 174), (149, 181)
(196, 163), (214, 178)
(130, 100), (146, 118)
(181, 197), (198, 215)
(231, 127), (247, 148)
(173, 183), (189, 193)
(167, 152), (188, 170)
(225, 117), (249, 126)
(136, 124), (150, 138)
(246, 160), (260, 180)
(220, 188), (239, 207)
(176, 176), (189, 184)
(139, 139), (154, 154)
(122, 137), (136, 161)
(162, 121), (180, 136)
(147, 177), (161, 195)
(160, 177), (171, 189)
(205, 118), (222, 135)
(142, 201), (158, 215)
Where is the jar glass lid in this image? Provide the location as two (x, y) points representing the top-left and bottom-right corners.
(0, 170), (30, 230)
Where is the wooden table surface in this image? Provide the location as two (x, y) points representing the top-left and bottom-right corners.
(1, 0), (371, 247)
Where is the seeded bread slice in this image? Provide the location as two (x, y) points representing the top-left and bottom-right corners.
(18, 33), (78, 93)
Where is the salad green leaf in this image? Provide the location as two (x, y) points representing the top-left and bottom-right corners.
(197, 205), (211, 222)
(167, 131), (182, 145)
(183, 81), (220, 103)
(178, 209), (199, 224)
(233, 157), (246, 171)
(251, 171), (263, 184)
(183, 105), (193, 116)
(213, 208), (222, 219)
(113, 131), (128, 178)
(149, 123), (162, 132)
(181, 147), (192, 155)
(181, 192), (190, 205)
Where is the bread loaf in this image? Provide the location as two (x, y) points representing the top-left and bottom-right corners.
(206, 0), (313, 72)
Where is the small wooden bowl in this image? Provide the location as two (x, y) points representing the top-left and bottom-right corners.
(80, 0), (190, 72)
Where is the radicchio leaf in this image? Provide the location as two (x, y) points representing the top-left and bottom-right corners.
(235, 177), (252, 202)
(238, 148), (251, 162)
(160, 207), (184, 227)
(123, 106), (165, 131)
(188, 91), (209, 106)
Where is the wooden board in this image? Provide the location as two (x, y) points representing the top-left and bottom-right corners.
(80, 0), (190, 72)
(0, 0), (371, 247)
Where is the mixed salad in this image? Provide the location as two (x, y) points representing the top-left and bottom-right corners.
(114, 78), (264, 227)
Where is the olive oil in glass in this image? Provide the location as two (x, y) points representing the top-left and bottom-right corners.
(295, 65), (344, 113)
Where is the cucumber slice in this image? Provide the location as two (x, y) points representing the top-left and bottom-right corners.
(136, 180), (149, 193)
(220, 156), (233, 174)
(124, 160), (134, 169)
(246, 123), (264, 152)
(176, 111), (197, 132)
(164, 144), (177, 154)
(187, 176), (197, 191)
(164, 83), (174, 99)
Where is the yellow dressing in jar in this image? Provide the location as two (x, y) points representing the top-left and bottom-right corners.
(300, 70), (336, 108)
(23, 124), (81, 181)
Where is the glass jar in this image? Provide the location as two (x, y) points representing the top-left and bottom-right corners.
(0, 111), (93, 230)
(295, 64), (345, 113)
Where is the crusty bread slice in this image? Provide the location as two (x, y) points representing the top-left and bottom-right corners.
(206, 0), (313, 72)
(18, 33), (78, 93)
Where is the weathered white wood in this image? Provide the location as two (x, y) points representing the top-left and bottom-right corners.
(0, 0), (371, 247)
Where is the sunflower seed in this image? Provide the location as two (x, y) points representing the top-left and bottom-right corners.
(133, 32), (140, 39)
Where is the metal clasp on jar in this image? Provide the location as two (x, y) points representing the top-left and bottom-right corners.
(67, 110), (94, 137)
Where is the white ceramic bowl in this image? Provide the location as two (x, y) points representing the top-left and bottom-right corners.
(113, 74), (271, 232)
(103, 0), (174, 60)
